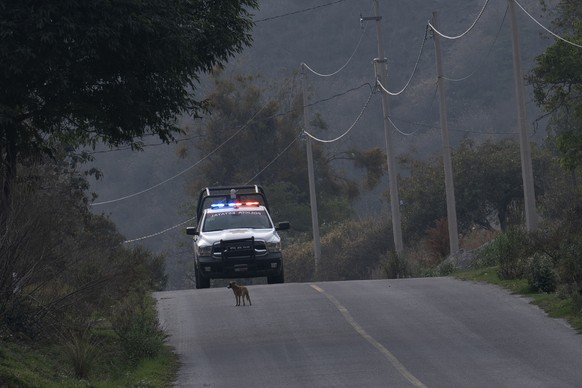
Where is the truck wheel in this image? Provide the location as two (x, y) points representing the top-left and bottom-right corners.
(195, 267), (210, 289)
(267, 266), (285, 284)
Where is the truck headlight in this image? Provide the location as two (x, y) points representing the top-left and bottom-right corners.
(266, 240), (281, 253)
(197, 245), (213, 256)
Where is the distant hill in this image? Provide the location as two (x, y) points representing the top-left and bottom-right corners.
(88, 0), (557, 289)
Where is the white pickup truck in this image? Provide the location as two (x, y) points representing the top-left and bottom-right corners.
(186, 186), (289, 289)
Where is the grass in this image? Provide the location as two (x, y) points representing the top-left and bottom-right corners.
(0, 329), (178, 387)
(455, 266), (582, 333)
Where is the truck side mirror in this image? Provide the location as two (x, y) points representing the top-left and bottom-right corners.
(186, 226), (198, 235)
(276, 221), (290, 231)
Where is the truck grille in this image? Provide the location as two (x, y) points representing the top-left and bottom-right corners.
(212, 238), (267, 259)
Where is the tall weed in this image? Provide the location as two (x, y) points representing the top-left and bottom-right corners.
(482, 227), (531, 280)
(557, 236), (582, 293)
(526, 253), (557, 293)
(62, 327), (101, 379)
(109, 292), (166, 364)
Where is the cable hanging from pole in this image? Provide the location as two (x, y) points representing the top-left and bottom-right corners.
(374, 25), (429, 96)
(442, 4), (509, 82)
(303, 84), (374, 143)
(124, 133), (302, 243)
(244, 135), (300, 184)
(302, 23), (368, 77)
(428, 0), (491, 40)
(90, 103), (266, 206)
(514, 0), (582, 49)
(123, 216), (196, 244)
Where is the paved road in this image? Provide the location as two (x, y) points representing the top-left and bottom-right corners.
(155, 278), (582, 387)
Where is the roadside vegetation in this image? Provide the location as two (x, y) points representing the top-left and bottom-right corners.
(0, 156), (177, 386)
(1, 0), (581, 385)
(1, 1), (257, 386)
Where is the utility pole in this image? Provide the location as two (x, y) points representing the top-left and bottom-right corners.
(508, 0), (538, 231)
(363, 0), (404, 254)
(301, 63), (322, 274)
(431, 12), (459, 255)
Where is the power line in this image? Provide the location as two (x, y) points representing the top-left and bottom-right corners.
(514, 0), (582, 49)
(375, 24), (429, 96)
(442, 4), (509, 82)
(123, 216), (196, 244)
(124, 134), (302, 243)
(302, 23), (367, 77)
(89, 135), (202, 154)
(244, 134), (301, 184)
(304, 84), (374, 143)
(92, 83), (369, 207)
(428, 0), (491, 40)
(255, 0), (347, 23)
(91, 102), (270, 206)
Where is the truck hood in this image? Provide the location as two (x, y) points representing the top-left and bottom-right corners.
(198, 228), (279, 245)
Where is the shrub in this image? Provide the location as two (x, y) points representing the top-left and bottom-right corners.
(381, 251), (412, 279)
(527, 253), (557, 293)
(283, 218), (392, 282)
(283, 240), (316, 282)
(490, 227), (531, 280)
(62, 327), (101, 379)
(424, 217), (450, 264)
(557, 236), (582, 293)
(109, 292), (166, 364)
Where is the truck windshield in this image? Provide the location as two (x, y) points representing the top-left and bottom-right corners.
(202, 210), (273, 232)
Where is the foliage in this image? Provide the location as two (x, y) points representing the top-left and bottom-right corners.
(283, 240), (316, 283)
(455, 268), (582, 333)
(526, 253), (557, 293)
(0, 156), (166, 342)
(380, 251), (413, 279)
(399, 139), (537, 241)
(468, 205), (582, 296)
(180, 72), (378, 230)
(494, 227), (531, 280)
(557, 235), (582, 294)
(0, 0), (258, 223)
(0, 332), (178, 386)
(348, 147), (387, 190)
(424, 217), (450, 263)
(109, 292), (167, 365)
(283, 217), (393, 282)
(62, 327), (101, 380)
(528, 0), (582, 170)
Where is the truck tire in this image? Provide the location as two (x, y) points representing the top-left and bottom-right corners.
(195, 266), (210, 289)
(267, 266), (285, 284)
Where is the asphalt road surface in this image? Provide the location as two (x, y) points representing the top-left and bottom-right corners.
(154, 277), (582, 387)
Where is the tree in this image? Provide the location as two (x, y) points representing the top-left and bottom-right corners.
(528, 0), (582, 170)
(398, 139), (542, 241)
(0, 151), (166, 337)
(0, 0), (258, 223)
(179, 72), (379, 231)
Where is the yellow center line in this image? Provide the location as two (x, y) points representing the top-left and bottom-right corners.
(310, 284), (427, 388)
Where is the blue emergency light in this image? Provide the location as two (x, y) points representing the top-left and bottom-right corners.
(210, 201), (260, 209)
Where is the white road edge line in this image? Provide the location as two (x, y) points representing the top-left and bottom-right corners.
(310, 284), (427, 388)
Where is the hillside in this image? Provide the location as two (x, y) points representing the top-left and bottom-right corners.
(88, 0), (557, 289)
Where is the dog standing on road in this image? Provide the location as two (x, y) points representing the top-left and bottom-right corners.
(227, 281), (252, 306)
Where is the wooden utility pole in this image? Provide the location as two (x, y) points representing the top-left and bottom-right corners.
(301, 64), (322, 274)
(363, 0), (404, 254)
(432, 12), (459, 255)
(508, 0), (538, 231)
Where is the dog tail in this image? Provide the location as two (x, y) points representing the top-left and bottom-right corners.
(247, 294), (252, 306)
